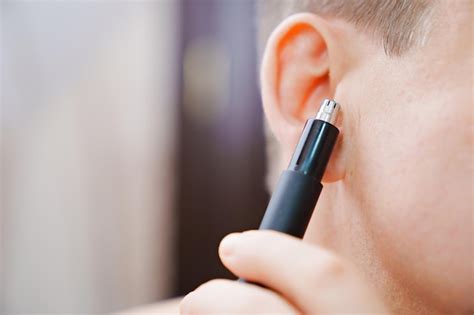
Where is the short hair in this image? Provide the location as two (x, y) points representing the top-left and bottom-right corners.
(257, 0), (435, 190)
(257, 0), (435, 57)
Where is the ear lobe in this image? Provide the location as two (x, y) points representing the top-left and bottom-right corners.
(261, 13), (345, 183)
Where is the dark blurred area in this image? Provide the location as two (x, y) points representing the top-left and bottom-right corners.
(175, 0), (268, 295)
(1, 0), (267, 313)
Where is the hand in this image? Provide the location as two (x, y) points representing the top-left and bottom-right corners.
(180, 230), (387, 314)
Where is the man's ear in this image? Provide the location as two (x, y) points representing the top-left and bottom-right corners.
(261, 13), (345, 183)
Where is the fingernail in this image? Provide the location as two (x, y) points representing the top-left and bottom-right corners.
(219, 233), (241, 257)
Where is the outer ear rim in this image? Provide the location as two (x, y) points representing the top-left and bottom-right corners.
(260, 13), (347, 184)
(260, 13), (333, 147)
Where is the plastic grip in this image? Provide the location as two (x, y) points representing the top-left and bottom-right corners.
(259, 170), (322, 238)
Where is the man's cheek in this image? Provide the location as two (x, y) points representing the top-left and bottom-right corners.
(355, 117), (467, 294)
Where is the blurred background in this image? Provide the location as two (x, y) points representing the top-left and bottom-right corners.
(1, 0), (268, 313)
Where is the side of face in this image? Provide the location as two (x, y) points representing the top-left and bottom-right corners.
(261, 1), (473, 313)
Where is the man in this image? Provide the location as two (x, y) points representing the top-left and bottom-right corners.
(132, 0), (473, 313)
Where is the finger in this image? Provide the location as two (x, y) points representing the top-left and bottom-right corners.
(180, 279), (299, 314)
(218, 230), (384, 313)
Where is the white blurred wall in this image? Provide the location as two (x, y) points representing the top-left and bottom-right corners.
(1, 1), (179, 313)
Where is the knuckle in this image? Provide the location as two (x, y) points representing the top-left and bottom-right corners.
(180, 279), (229, 314)
(196, 278), (235, 297)
(181, 279), (272, 314)
(200, 278), (229, 290)
(179, 292), (195, 314)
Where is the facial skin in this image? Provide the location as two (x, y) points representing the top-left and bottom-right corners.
(263, 1), (473, 313)
(180, 1), (473, 314)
